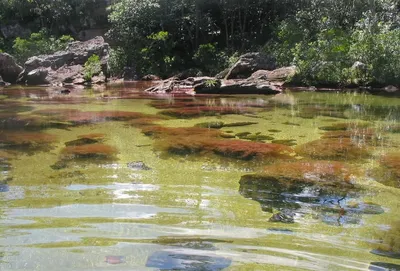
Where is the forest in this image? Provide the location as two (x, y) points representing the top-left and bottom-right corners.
(0, 0), (399, 86)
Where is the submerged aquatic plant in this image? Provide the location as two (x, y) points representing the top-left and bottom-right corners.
(143, 125), (294, 161)
(61, 144), (118, 159)
(0, 131), (57, 147)
(159, 106), (253, 118)
(296, 138), (371, 160)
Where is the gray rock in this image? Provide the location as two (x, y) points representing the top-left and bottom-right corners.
(225, 52), (276, 79)
(142, 74), (161, 81)
(0, 53), (23, 83)
(18, 36), (109, 86)
(384, 85), (399, 93)
(26, 69), (49, 85)
(251, 66), (297, 81)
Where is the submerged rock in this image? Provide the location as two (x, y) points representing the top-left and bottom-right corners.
(369, 262), (400, 271)
(105, 256), (125, 265)
(146, 250), (231, 271)
(127, 161), (151, 171)
(239, 161), (381, 225)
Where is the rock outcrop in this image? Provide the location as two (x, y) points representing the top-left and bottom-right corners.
(17, 36), (109, 86)
(144, 66), (296, 95)
(224, 52), (276, 79)
(0, 53), (23, 83)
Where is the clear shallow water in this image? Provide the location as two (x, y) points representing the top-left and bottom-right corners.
(0, 83), (400, 270)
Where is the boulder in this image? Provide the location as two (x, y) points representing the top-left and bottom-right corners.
(26, 69), (49, 85)
(384, 85), (399, 93)
(251, 66), (297, 81)
(142, 74), (161, 81)
(18, 36), (109, 86)
(194, 77), (282, 95)
(0, 53), (23, 83)
(0, 75), (5, 86)
(225, 52), (276, 79)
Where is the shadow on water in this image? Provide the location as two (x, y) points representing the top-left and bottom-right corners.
(239, 174), (384, 226)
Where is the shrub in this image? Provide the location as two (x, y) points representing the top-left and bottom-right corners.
(12, 30), (73, 63)
(193, 43), (230, 76)
(84, 54), (102, 82)
(108, 48), (127, 77)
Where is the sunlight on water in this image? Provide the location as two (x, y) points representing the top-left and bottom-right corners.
(1, 84), (400, 270)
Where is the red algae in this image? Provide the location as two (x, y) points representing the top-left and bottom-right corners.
(145, 125), (294, 160)
(296, 138), (371, 160)
(77, 133), (106, 140)
(208, 139), (294, 160)
(149, 100), (207, 109)
(61, 144), (118, 159)
(319, 122), (371, 131)
(322, 128), (377, 140)
(0, 131), (57, 146)
(142, 126), (222, 138)
(60, 111), (154, 124)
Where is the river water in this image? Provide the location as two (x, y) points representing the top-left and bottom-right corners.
(0, 83), (400, 270)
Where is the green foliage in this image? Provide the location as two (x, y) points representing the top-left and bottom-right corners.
(193, 43), (233, 76)
(349, 21), (400, 85)
(204, 79), (218, 88)
(84, 54), (102, 82)
(12, 30), (73, 63)
(108, 48), (128, 77)
(0, 0), (108, 34)
(139, 31), (177, 77)
(267, 0), (400, 86)
(0, 37), (4, 53)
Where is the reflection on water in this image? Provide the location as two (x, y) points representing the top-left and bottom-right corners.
(1, 85), (400, 270)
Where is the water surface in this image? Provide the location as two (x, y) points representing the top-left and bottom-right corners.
(1, 83), (400, 270)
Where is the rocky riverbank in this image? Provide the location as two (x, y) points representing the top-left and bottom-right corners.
(0, 36), (109, 87)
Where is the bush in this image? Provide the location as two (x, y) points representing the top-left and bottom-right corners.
(193, 43), (231, 76)
(84, 54), (102, 82)
(108, 48), (127, 77)
(12, 30), (73, 63)
(349, 21), (400, 85)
